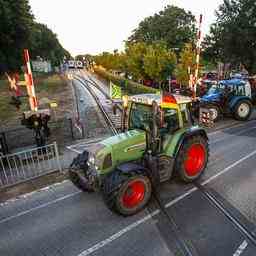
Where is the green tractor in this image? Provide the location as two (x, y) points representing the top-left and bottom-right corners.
(69, 93), (209, 216)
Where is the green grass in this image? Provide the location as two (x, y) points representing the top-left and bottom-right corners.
(0, 80), (17, 121)
(35, 74), (64, 94)
(0, 74), (65, 123)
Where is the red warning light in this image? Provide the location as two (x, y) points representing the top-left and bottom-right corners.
(161, 92), (177, 104)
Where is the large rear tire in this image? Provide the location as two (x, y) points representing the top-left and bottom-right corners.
(233, 100), (252, 121)
(175, 136), (209, 183)
(102, 171), (152, 216)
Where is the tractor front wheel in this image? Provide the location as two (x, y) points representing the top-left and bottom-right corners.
(234, 100), (252, 121)
(102, 171), (152, 216)
(175, 136), (208, 182)
(208, 105), (220, 122)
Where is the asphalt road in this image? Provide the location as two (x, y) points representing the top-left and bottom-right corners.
(1, 72), (256, 255)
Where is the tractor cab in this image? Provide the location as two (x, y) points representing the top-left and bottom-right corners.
(205, 79), (251, 98)
(125, 93), (192, 154)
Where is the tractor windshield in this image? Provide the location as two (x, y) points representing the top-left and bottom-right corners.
(207, 84), (226, 95)
(129, 103), (153, 131)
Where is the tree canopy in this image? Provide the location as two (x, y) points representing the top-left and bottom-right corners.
(94, 42), (177, 83)
(128, 5), (196, 52)
(30, 23), (70, 66)
(175, 43), (196, 86)
(203, 0), (256, 74)
(0, 0), (70, 73)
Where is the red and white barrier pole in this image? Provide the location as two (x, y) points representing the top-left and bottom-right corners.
(24, 49), (38, 111)
(193, 14), (203, 98)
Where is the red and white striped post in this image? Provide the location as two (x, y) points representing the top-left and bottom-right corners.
(24, 49), (38, 111)
(192, 14), (203, 99)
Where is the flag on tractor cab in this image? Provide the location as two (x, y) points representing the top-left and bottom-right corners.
(110, 81), (122, 99)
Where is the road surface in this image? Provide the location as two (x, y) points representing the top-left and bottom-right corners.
(1, 71), (256, 256)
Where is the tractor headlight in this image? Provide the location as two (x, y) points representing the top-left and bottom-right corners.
(88, 155), (95, 165)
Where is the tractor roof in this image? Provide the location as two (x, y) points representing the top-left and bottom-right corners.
(130, 93), (192, 106)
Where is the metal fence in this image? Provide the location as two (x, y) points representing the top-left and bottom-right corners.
(0, 142), (62, 188)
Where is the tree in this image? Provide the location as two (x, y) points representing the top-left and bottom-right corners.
(203, 0), (256, 74)
(143, 42), (176, 82)
(128, 5), (196, 52)
(30, 23), (70, 66)
(0, 0), (34, 72)
(175, 43), (196, 86)
(0, 0), (70, 74)
(125, 42), (148, 80)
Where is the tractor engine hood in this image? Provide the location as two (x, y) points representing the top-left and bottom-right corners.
(86, 129), (147, 175)
(201, 92), (222, 103)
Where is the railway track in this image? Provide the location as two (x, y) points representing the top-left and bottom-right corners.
(74, 75), (121, 134)
(73, 73), (256, 255)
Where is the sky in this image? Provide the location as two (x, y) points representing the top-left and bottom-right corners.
(29, 0), (223, 57)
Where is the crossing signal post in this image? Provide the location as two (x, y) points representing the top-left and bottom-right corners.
(21, 49), (51, 147)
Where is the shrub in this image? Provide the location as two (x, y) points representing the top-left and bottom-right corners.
(94, 67), (158, 95)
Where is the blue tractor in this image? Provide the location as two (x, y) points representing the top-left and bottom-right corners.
(200, 78), (255, 121)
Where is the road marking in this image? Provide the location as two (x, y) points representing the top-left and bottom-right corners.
(233, 240), (248, 256)
(210, 126), (256, 144)
(76, 149), (256, 256)
(77, 210), (160, 256)
(202, 149), (256, 186)
(66, 146), (82, 154)
(208, 119), (256, 136)
(0, 191), (81, 224)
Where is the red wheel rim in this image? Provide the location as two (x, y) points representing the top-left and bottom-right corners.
(122, 180), (145, 208)
(184, 144), (205, 177)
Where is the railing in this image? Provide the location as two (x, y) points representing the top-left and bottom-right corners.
(0, 142), (62, 188)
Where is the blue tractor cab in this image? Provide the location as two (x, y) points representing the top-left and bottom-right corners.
(200, 78), (253, 121)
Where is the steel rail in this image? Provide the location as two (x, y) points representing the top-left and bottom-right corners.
(195, 182), (256, 247)
(76, 73), (123, 112)
(74, 76), (118, 135)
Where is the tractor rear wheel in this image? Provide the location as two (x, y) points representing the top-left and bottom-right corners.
(102, 171), (152, 216)
(234, 100), (252, 121)
(175, 136), (208, 183)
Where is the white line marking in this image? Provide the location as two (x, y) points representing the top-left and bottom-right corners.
(211, 126), (256, 144)
(66, 146), (82, 154)
(76, 149), (256, 256)
(208, 119), (256, 136)
(77, 210), (160, 256)
(165, 187), (197, 208)
(0, 191), (81, 224)
(202, 149), (256, 186)
(233, 240), (248, 256)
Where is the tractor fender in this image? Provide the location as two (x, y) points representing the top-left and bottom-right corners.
(116, 162), (147, 175)
(174, 128), (208, 159)
(117, 158), (160, 187)
(229, 96), (251, 111)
